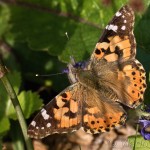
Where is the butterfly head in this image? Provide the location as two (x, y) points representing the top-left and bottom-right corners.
(73, 61), (87, 70)
(65, 57), (89, 84)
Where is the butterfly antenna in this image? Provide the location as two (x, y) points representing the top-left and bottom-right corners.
(65, 32), (70, 40)
(35, 72), (66, 77)
(65, 32), (76, 64)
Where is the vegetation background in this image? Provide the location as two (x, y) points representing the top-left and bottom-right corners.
(0, 0), (150, 149)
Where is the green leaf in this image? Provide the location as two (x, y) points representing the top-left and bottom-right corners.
(135, 5), (150, 71)
(0, 117), (10, 135)
(3, 0), (129, 63)
(59, 23), (100, 62)
(135, 4), (150, 104)
(7, 91), (43, 119)
(128, 135), (150, 150)
(0, 3), (10, 36)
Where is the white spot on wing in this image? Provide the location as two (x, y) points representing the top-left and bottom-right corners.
(80, 127), (84, 131)
(122, 15), (125, 18)
(41, 127), (44, 129)
(71, 129), (77, 132)
(36, 126), (39, 129)
(108, 24), (113, 30)
(121, 25), (126, 30)
(53, 131), (59, 134)
(86, 129), (92, 134)
(124, 20), (127, 23)
(41, 108), (50, 120)
(61, 131), (68, 133)
(112, 25), (118, 32)
(31, 121), (36, 127)
(116, 11), (122, 17)
(46, 123), (51, 127)
(107, 24), (118, 32)
(93, 130), (99, 134)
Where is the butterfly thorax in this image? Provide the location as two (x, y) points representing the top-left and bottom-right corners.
(76, 69), (99, 90)
(67, 61), (98, 89)
(68, 60), (119, 102)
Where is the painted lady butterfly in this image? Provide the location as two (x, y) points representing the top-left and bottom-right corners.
(28, 5), (147, 139)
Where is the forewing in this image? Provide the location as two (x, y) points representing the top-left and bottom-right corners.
(90, 5), (135, 63)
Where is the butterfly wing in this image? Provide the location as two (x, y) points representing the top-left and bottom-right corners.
(81, 88), (126, 134)
(89, 5), (146, 108)
(28, 83), (126, 139)
(28, 83), (82, 139)
(91, 5), (135, 62)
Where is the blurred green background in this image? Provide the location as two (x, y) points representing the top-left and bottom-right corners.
(0, 0), (150, 149)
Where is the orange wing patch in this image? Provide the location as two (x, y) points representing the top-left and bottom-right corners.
(53, 91), (81, 129)
(53, 107), (69, 120)
(83, 108), (126, 134)
(60, 113), (70, 128)
(70, 99), (78, 113)
(109, 36), (129, 52)
(104, 53), (118, 62)
(93, 35), (132, 62)
(87, 107), (100, 114)
(55, 92), (71, 107)
(123, 61), (146, 107)
(110, 38), (130, 52)
(94, 42), (109, 59)
(122, 47), (131, 59)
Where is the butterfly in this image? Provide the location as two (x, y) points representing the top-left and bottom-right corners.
(28, 5), (147, 139)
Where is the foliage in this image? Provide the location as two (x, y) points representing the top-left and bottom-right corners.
(0, 0), (150, 149)
(128, 135), (150, 150)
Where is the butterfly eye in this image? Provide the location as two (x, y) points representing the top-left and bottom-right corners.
(74, 62), (81, 68)
(73, 61), (86, 69)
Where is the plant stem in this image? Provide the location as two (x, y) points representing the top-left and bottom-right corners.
(133, 124), (139, 150)
(0, 63), (33, 150)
